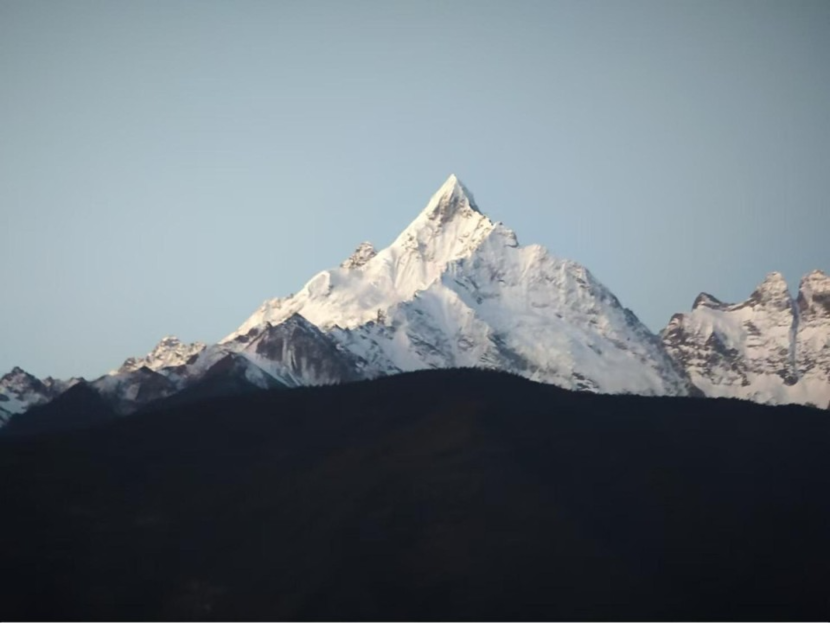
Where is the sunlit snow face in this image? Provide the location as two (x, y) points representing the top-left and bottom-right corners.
(218, 175), (693, 397)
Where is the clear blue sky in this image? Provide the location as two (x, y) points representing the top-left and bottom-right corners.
(1, 0), (829, 379)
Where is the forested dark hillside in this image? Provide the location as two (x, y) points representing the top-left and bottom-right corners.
(1, 369), (828, 621)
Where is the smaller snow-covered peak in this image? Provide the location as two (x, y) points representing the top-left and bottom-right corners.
(744, 271), (792, 310)
(2, 366), (33, 382)
(797, 269), (830, 321)
(147, 336), (205, 360)
(660, 268), (830, 408)
(118, 336), (207, 374)
(0, 366), (52, 420)
(0, 367), (46, 393)
(341, 242), (377, 269)
(758, 271), (788, 289)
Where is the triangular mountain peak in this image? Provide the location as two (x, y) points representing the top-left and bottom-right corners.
(390, 175), (496, 260)
(419, 173), (481, 222)
(0, 366), (44, 390)
(223, 175), (510, 340)
(744, 271), (793, 310)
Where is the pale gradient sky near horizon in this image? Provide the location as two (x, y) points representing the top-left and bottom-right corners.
(1, 0), (829, 379)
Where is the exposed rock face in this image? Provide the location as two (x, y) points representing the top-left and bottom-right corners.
(248, 317), (367, 384)
(226, 313), (369, 386)
(92, 366), (179, 414)
(662, 271), (830, 408)
(340, 242), (377, 269)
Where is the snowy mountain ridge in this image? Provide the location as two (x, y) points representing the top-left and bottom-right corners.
(663, 270), (830, 408)
(1, 174), (827, 424)
(117, 336), (206, 374)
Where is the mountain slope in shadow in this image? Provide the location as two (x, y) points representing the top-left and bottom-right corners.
(1, 381), (117, 436)
(1, 368), (828, 621)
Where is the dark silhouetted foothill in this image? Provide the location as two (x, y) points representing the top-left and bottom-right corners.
(1, 368), (829, 621)
(2, 381), (116, 436)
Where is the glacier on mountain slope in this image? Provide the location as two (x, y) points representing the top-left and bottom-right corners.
(224, 174), (692, 396)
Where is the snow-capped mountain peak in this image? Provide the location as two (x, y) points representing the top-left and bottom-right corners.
(663, 270), (830, 408)
(0, 366), (54, 422)
(425, 173), (481, 215)
(794, 269), (830, 408)
(2, 366), (39, 385)
(224, 175), (502, 339)
(744, 271), (793, 310)
(224, 174), (693, 397)
(390, 174), (493, 261)
(117, 336), (206, 374)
